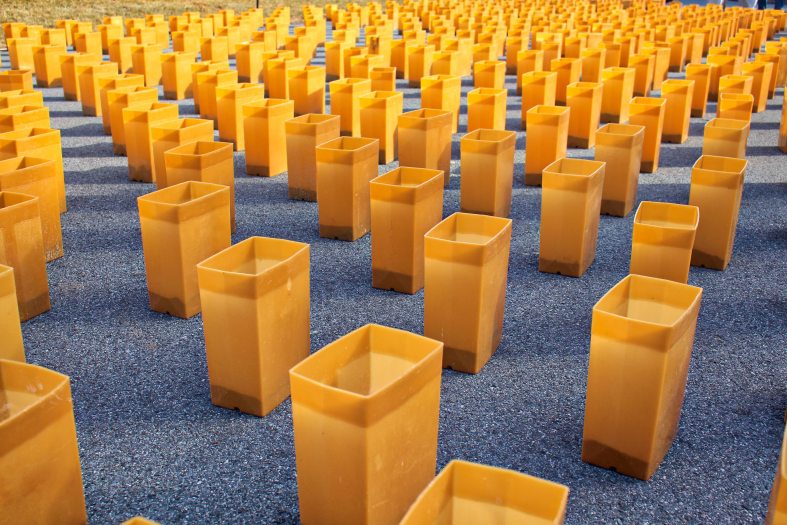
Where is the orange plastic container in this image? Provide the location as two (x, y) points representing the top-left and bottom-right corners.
(98, 74), (145, 134)
(517, 49), (545, 94)
(583, 273), (702, 480)
(431, 51), (461, 77)
(702, 118), (750, 159)
(755, 53), (781, 99)
(289, 323), (442, 525)
(685, 64), (712, 119)
(315, 136), (379, 241)
(137, 181), (231, 318)
(216, 83), (265, 151)
(0, 264), (25, 361)
(370, 167), (444, 293)
(628, 97), (666, 173)
(0, 360), (87, 524)
(349, 53), (386, 79)
(460, 129), (516, 217)
(235, 41), (265, 83)
(566, 81), (603, 148)
(408, 44), (435, 87)
(266, 56), (303, 100)
(594, 123), (645, 217)
(329, 78), (372, 137)
(200, 36), (229, 63)
(32, 44), (67, 88)
(551, 57), (582, 105)
(421, 74), (461, 133)
(150, 117), (215, 189)
(392, 39), (418, 79)
(109, 37), (136, 74)
(630, 201), (699, 284)
(539, 158), (605, 277)
(473, 60), (505, 89)
(123, 102), (179, 182)
(400, 460), (570, 525)
(131, 44), (163, 88)
(77, 62), (119, 117)
(0, 106), (50, 134)
(628, 54), (654, 97)
(467, 87), (507, 132)
(0, 156), (62, 261)
(525, 105), (570, 186)
(707, 54), (742, 101)
(197, 69), (238, 124)
(164, 141), (236, 231)
(0, 90), (42, 111)
(369, 66), (396, 92)
(172, 30), (200, 54)
(717, 92), (754, 122)
(742, 61), (773, 114)
(243, 99), (294, 177)
(325, 41), (348, 80)
(718, 74), (753, 97)
(689, 155), (748, 271)
(107, 86), (159, 155)
(8, 38), (36, 71)
(0, 70), (34, 93)
(359, 90), (404, 164)
(161, 51), (197, 100)
(600, 67), (636, 123)
(191, 61), (229, 114)
(424, 212), (512, 373)
(580, 47), (606, 84)
(285, 113), (341, 201)
(397, 109), (452, 185)
(0, 127), (66, 213)
(197, 237), (310, 417)
(288, 66), (326, 115)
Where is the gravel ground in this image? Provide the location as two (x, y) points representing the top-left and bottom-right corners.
(4, 26), (787, 525)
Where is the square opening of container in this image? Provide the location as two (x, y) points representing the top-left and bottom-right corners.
(635, 201), (699, 230)
(693, 155), (747, 173)
(595, 274), (702, 327)
(200, 236), (306, 276)
(0, 191), (35, 209)
(426, 212), (510, 245)
(373, 167), (441, 188)
(545, 158), (604, 177)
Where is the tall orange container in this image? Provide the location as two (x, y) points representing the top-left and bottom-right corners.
(408, 44), (435, 87)
(285, 113), (341, 201)
(197, 69), (238, 124)
(289, 323), (442, 525)
(161, 51), (197, 100)
(370, 167), (444, 293)
(77, 62), (119, 117)
(99, 74), (145, 134)
(109, 37), (136, 75)
(583, 273), (703, 480)
(235, 41), (266, 83)
(628, 97), (666, 173)
(0, 156), (62, 261)
(580, 47), (606, 84)
(420, 74), (461, 133)
(566, 81), (603, 148)
(370, 67), (396, 92)
(329, 77), (372, 137)
(630, 201), (699, 284)
(107, 86), (159, 155)
(424, 212), (512, 374)
(266, 56), (303, 100)
(197, 237), (310, 417)
(689, 155), (748, 271)
(525, 105), (570, 186)
(0, 127), (66, 213)
(551, 57), (582, 105)
(243, 99), (294, 177)
(150, 117), (215, 189)
(702, 118), (750, 159)
(0, 360), (87, 524)
(467, 87), (507, 132)
(473, 60), (505, 89)
(0, 105), (49, 135)
(200, 36), (229, 63)
(315, 136), (379, 241)
(718, 92), (754, 121)
(0, 70), (34, 93)
(742, 61), (773, 113)
(32, 44), (67, 88)
(131, 43), (163, 87)
(460, 129), (516, 217)
(288, 66), (326, 115)
(359, 90), (404, 164)
(600, 66), (635, 123)
(539, 158), (605, 277)
(0, 264), (25, 361)
(8, 38), (36, 71)
(400, 460), (570, 525)
(628, 54), (654, 97)
(521, 71), (557, 129)
(0, 90), (43, 110)
(397, 109), (452, 185)
(123, 102), (179, 182)
(517, 49), (545, 94)
(594, 123), (645, 217)
(685, 64), (713, 119)
(137, 181), (231, 318)
(216, 83), (265, 151)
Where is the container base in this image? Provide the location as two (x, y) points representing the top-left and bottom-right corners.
(19, 292), (52, 322)
(288, 188), (317, 202)
(113, 144), (127, 156)
(45, 245), (65, 263)
(128, 165), (154, 183)
(690, 109), (705, 118)
(378, 151), (395, 165)
(149, 293), (199, 319)
(442, 346), (486, 375)
(600, 199), (632, 218)
(246, 164), (285, 177)
(319, 224), (368, 242)
(661, 133), (687, 144)
(372, 269), (419, 294)
(524, 172), (542, 186)
(102, 125), (111, 135)
(600, 112), (625, 124)
(37, 79), (63, 88)
(568, 136), (592, 149)
(82, 107), (98, 117)
(210, 385), (275, 418)
(581, 439), (655, 481)
(538, 257), (589, 278)
(690, 249), (729, 271)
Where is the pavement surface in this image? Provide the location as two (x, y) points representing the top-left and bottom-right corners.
(3, 26), (787, 525)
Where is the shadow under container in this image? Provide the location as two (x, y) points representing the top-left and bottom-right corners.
(424, 212), (512, 374)
(243, 99), (294, 177)
(686, 64), (713, 119)
(460, 129), (516, 217)
(630, 201), (699, 284)
(525, 105), (570, 186)
(0, 157), (62, 261)
(99, 74), (145, 134)
(766, 424), (787, 525)
(288, 66), (326, 116)
(689, 155), (748, 271)
(399, 460), (570, 525)
(329, 78), (372, 137)
(628, 97), (666, 173)
(123, 102), (179, 183)
(594, 123), (645, 217)
(285, 113), (341, 201)
(420, 74), (461, 134)
(0, 127), (66, 213)
(370, 167), (444, 294)
(398, 109), (452, 186)
(150, 117), (214, 190)
(539, 158), (605, 277)
(0, 106), (50, 134)
(131, 44), (163, 88)
(164, 141), (235, 231)
(467, 88), (507, 132)
(600, 67), (635, 123)
(0, 192), (50, 321)
(216, 83), (265, 151)
(161, 51), (197, 100)
(315, 136), (379, 241)
(191, 61), (229, 114)
(289, 323), (442, 525)
(77, 62), (119, 117)
(32, 45), (67, 88)
(137, 181), (231, 318)
(717, 92), (754, 122)
(0, 264), (25, 361)
(702, 118), (749, 159)
(197, 237), (309, 417)
(582, 273), (703, 480)
(521, 71), (557, 129)
(566, 81), (603, 149)
(107, 87), (159, 155)
(359, 91), (404, 164)
(8, 38), (36, 71)
(551, 57), (582, 106)
(0, 360), (87, 524)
